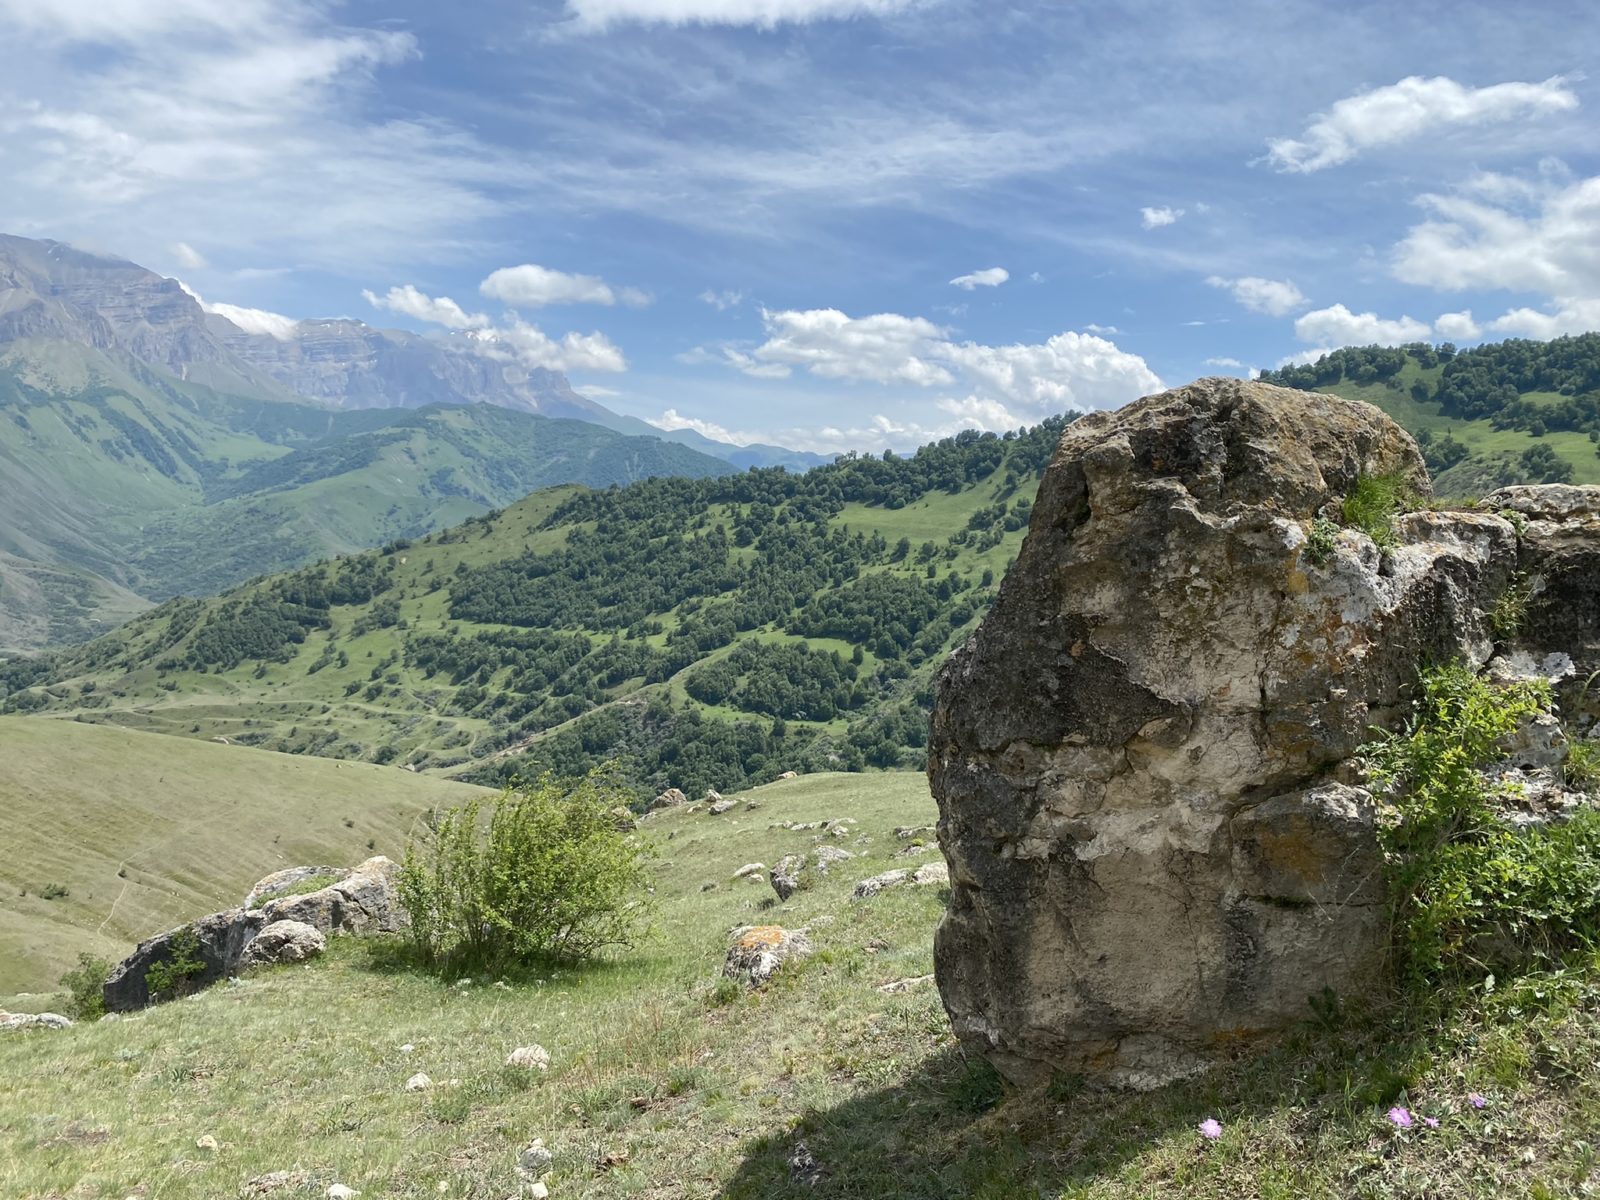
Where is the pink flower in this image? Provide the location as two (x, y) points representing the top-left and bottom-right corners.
(1468, 1093), (1487, 1109)
(1387, 1106), (1413, 1128)
(1423, 1116), (1440, 1128)
(1198, 1118), (1222, 1140)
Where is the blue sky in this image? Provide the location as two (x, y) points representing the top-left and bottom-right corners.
(1, 0), (1596, 453)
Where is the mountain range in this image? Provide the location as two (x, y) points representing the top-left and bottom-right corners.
(0, 234), (823, 651)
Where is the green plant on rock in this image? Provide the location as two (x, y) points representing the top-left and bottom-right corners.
(398, 769), (654, 974)
(1342, 472), (1408, 549)
(57, 953), (111, 1020)
(1304, 516), (1340, 566)
(1363, 663), (1600, 986)
(1490, 575), (1533, 639)
(144, 926), (207, 1001)
(1567, 740), (1600, 793)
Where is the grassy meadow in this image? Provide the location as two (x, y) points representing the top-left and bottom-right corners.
(5, 770), (1600, 1198)
(0, 717), (486, 998)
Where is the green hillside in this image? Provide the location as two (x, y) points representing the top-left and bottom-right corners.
(0, 340), (733, 652)
(0, 716), (487, 995)
(1, 422), (1059, 798)
(1260, 334), (1600, 494)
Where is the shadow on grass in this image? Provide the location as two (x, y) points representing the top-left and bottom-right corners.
(715, 1005), (1442, 1200)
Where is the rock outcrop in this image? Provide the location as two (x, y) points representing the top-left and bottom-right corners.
(930, 378), (1599, 1088)
(239, 920), (327, 970)
(103, 857), (404, 1011)
(723, 926), (813, 987)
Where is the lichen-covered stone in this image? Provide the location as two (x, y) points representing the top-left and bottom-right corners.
(723, 926), (812, 987)
(929, 377), (1534, 1088)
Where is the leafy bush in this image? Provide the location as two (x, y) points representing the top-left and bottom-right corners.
(399, 771), (654, 973)
(58, 953), (111, 1020)
(145, 926), (207, 1001)
(38, 882), (69, 900)
(1363, 664), (1600, 985)
(1303, 516), (1339, 566)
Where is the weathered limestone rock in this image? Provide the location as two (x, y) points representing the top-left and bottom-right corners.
(769, 845), (854, 901)
(244, 866), (346, 909)
(930, 377), (1538, 1088)
(723, 926), (812, 987)
(650, 788), (689, 810)
(1, 1011), (74, 1030)
(239, 920), (327, 970)
(104, 857), (406, 1011)
(708, 799), (737, 815)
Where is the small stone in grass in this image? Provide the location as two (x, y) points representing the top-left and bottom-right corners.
(404, 1072), (432, 1092)
(506, 1044), (550, 1071)
(195, 1133), (219, 1151)
(327, 1186), (359, 1200)
(518, 1138), (553, 1177)
(527, 1184), (550, 1200)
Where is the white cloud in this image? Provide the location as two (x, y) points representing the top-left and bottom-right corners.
(1293, 303), (1432, 349)
(651, 407), (762, 445)
(699, 289), (745, 311)
(565, 0), (922, 30)
(205, 300), (301, 340)
(1433, 310), (1481, 341)
(949, 266), (1009, 290)
(467, 319), (627, 374)
(1205, 275), (1307, 317)
(171, 241), (207, 270)
(1486, 299), (1600, 340)
(480, 264), (649, 308)
(752, 308), (955, 387)
(1140, 206), (1183, 229)
(1084, 323), (1120, 335)
(730, 306), (1161, 417)
(362, 284), (490, 331)
(1267, 75), (1578, 173)
(1204, 357), (1245, 369)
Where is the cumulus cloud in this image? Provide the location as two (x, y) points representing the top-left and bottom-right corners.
(467, 319), (627, 373)
(1433, 310), (1482, 341)
(1267, 75), (1578, 173)
(1293, 303), (1433, 349)
(480, 264), (649, 308)
(1204, 357), (1245, 369)
(726, 306), (1160, 417)
(565, 0), (922, 29)
(1206, 275), (1307, 317)
(1486, 299), (1600, 339)
(699, 289), (745, 311)
(362, 284), (490, 330)
(1140, 206), (1183, 229)
(949, 266), (1009, 290)
(204, 300), (301, 340)
(651, 408), (763, 445)
(752, 308), (955, 387)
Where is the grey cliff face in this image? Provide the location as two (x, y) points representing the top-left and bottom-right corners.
(927, 378), (1600, 1089)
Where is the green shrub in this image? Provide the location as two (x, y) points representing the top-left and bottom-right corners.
(38, 882), (69, 901)
(1304, 516), (1339, 566)
(58, 953), (111, 1020)
(1567, 740), (1600, 792)
(1363, 664), (1600, 985)
(1342, 473), (1408, 549)
(1490, 575), (1532, 638)
(398, 770), (654, 974)
(145, 926), (207, 1001)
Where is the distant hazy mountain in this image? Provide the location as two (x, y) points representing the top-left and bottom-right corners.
(0, 233), (826, 468)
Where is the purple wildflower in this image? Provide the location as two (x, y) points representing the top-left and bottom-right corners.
(1387, 1106), (1414, 1128)
(1198, 1118), (1222, 1140)
(1468, 1093), (1487, 1109)
(1423, 1116), (1440, 1128)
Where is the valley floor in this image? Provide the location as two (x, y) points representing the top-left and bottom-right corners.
(4, 772), (1600, 1198)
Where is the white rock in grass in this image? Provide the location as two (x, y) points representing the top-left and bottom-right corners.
(527, 1185), (550, 1200)
(404, 1072), (432, 1092)
(518, 1138), (553, 1177)
(399, 1043), (415, 1054)
(506, 1044), (550, 1070)
(195, 1134), (219, 1151)
(732, 863), (766, 880)
(327, 1187), (359, 1199)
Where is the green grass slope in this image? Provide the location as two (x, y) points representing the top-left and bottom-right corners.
(3, 424), (1056, 796)
(4, 771), (1600, 1199)
(0, 717), (487, 995)
(0, 340), (733, 652)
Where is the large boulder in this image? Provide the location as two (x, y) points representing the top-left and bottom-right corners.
(929, 378), (1540, 1088)
(104, 857), (405, 1011)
